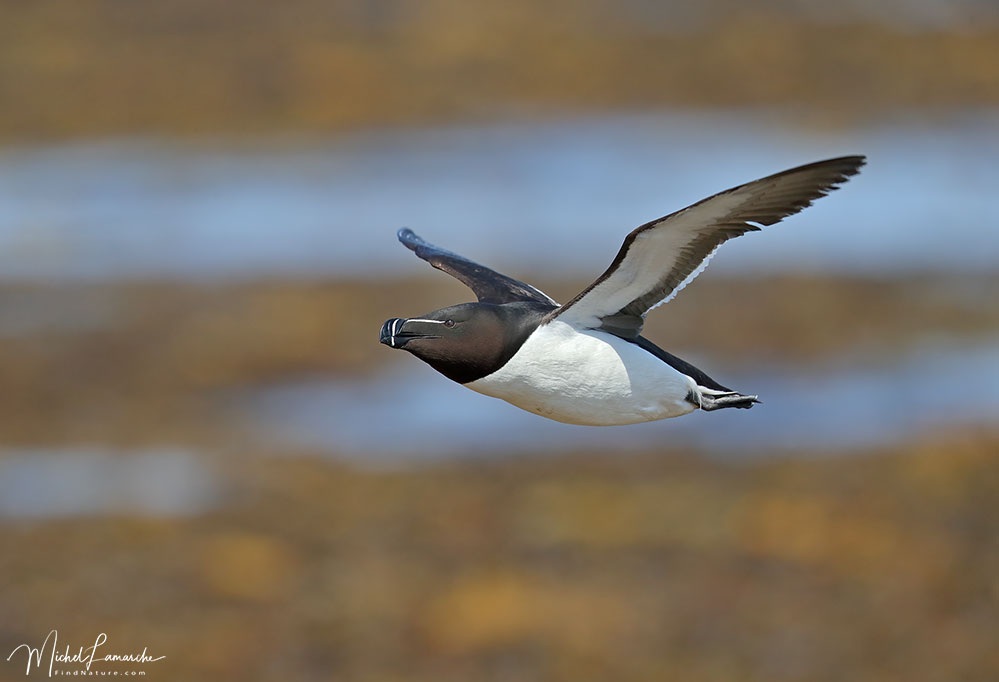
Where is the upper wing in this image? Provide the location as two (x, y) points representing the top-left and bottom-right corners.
(397, 228), (558, 306)
(547, 156), (866, 336)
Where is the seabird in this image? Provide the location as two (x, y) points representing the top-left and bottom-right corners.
(379, 156), (865, 425)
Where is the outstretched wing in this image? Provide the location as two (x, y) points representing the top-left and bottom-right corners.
(397, 228), (558, 306)
(547, 156), (866, 337)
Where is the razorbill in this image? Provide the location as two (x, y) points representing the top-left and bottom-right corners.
(379, 156), (865, 425)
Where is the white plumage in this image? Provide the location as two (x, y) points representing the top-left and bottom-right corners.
(467, 320), (697, 425)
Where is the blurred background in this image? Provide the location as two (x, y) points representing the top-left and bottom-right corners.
(1, 1), (998, 680)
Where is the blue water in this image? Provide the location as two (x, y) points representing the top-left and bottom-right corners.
(239, 341), (999, 463)
(1, 111), (997, 281)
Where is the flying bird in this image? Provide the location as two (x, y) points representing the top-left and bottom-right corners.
(379, 156), (865, 425)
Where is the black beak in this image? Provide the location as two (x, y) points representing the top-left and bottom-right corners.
(379, 318), (405, 347)
(380, 317), (443, 349)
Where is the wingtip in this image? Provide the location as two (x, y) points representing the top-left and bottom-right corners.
(397, 227), (423, 252)
(794, 154), (866, 174)
(841, 154), (867, 174)
(787, 154), (867, 192)
(824, 154), (867, 180)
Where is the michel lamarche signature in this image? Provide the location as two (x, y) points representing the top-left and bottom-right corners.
(6, 630), (165, 677)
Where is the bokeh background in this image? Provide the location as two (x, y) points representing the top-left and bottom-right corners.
(1, 1), (998, 680)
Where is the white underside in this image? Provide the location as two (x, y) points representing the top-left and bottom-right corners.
(466, 320), (699, 425)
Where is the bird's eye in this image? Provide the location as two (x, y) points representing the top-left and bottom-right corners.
(443, 319), (455, 328)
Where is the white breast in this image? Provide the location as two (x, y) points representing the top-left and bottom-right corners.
(465, 320), (698, 425)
